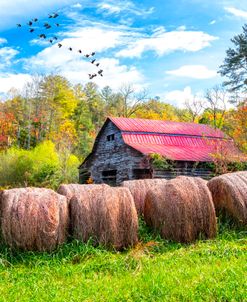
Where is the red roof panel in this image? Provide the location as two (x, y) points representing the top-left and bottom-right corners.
(109, 117), (225, 138)
(122, 133), (239, 161)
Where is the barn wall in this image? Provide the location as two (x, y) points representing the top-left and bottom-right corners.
(80, 121), (149, 185)
(153, 161), (213, 180)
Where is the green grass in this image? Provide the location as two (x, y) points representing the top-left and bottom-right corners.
(0, 218), (246, 302)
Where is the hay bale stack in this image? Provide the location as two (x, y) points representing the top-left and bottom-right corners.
(144, 176), (217, 243)
(208, 172), (247, 224)
(121, 179), (167, 215)
(0, 188), (69, 251)
(70, 185), (138, 250)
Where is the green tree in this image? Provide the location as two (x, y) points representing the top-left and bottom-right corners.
(219, 24), (247, 92)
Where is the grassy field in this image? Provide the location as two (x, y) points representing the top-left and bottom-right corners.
(0, 218), (246, 302)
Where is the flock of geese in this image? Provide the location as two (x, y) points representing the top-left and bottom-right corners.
(16, 12), (104, 79)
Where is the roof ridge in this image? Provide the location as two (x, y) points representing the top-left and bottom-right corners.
(121, 130), (230, 140)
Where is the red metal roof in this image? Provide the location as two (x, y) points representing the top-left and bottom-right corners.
(109, 117), (225, 138)
(109, 117), (242, 162)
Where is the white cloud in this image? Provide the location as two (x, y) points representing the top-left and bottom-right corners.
(116, 29), (218, 58)
(166, 65), (217, 79)
(71, 3), (82, 9)
(61, 58), (145, 90)
(0, 73), (31, 94)
(164, 86), (195, 106)
(97, 1), (154, 16)
(0, 47), (19, 70)
(64, 26), (126, 52)
(177, 25), (186, 31)
(98, 3), (122, 14)
(28, 50), (145, 90)
(0, 38), (7, 45)
(161, 86), (205, 107)
(225, 7), (247, 18)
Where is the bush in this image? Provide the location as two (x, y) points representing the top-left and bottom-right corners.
(0, 141), (80, 189)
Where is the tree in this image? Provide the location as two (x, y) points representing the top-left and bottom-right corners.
(72, 84), (95, 158)
(134, 98), (179, 121)
(224, 100), (247, 153)
(203, 85), (228, 129)
(0, 112), (16, 150)
(219, 24), (247, 92)
(83, 82), (105, 132)
(184, 96), (205, 122)
(118, 84), (148, 117)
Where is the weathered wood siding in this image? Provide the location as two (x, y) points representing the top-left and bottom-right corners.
(153, 161), (213, 180)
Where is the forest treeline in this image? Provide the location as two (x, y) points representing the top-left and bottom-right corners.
(0, 25), (247, 189)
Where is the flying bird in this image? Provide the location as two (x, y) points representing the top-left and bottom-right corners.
(89, 73), (97, 79)
(27, 21), (33, 26)
(44, 22), (52, 29)
(98, 70), (103, 76)
(55, 23), (60, 27)
(91, 59), (96, 64)
(85, 54), (90, 58)
(48, 14), (53, 18)
(91, 52), (96, 56)
(49, 39), (53, 43)
(69, 47), (73, 51)
(78, 50), (82, 53)
(96, 63), (100, 67)
(39, 34), (46, 39)
(53, 13), (59, 18)
(53, 36), (58, 40)
(33, 18), (38, 22)
(29, 28), (35, 33)
(17, 24), (21, 27)
(58, 43), (62, 48)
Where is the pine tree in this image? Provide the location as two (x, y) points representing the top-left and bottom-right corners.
(219, 24), (247, 92)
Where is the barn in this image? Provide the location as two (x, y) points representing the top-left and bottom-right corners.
(79, 117), (243, 185)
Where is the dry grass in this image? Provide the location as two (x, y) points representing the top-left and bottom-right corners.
(0, 187), (69, 251)
(208, 171), (247, 225)
(121, 179), (167, 215)
(69, 185), (138, 250)
(144, 176), (217, 243)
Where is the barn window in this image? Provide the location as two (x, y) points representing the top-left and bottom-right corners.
(107, 134), (115, 141)
(133, 169), (152, 179)
(102, 170), (117, 185)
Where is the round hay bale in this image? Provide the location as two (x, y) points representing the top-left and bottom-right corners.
(70, 185), (138, 250)
(57, 184), (109, 204)
(57, 184), (110, 236)
(208, 171), (247, 224)
(0, 188), (69, 251)
(144, 176), (217, 243)
(121, 179), (167, 215)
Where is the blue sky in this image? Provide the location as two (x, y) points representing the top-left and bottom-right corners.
(0, 0), (247, 106)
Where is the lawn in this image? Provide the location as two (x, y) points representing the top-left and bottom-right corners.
(0, 218), (246, 302)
